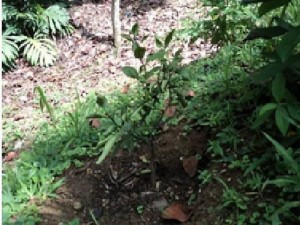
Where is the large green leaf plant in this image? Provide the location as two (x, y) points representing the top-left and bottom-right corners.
(2, 0), (73, 71)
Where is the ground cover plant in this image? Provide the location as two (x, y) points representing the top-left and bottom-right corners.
(2, 0), (300, 224)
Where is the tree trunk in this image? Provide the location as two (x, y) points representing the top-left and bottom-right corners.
(111, 0), (121, 56)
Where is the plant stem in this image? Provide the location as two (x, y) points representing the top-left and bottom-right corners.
(149, 137), (156, 187)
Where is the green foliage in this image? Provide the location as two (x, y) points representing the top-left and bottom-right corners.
(2, 91), (102, 224)
(94, 25), (189, 165)
(180, 0), (258, 44)
(2, 0), (73, 71)
(2, 29), (21, 70)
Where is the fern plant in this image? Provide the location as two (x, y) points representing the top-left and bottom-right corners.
(20, 33), (58, 67)
(2, 0), (73, 71)
(2, 29), (21, 71)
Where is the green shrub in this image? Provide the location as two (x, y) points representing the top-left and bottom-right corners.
(180, 0), (258, 45)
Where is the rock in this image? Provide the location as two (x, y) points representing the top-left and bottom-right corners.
(24, 71), (34, 80)
(152, 197), (168, 211)
(73, 201), (83, 210)
(19, 96), (28, 102)
(13, 140), (23, 150)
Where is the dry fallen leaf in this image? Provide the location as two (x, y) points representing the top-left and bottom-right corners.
(183, 156), (198, 177)
(186, 90), (195, 97)
(164, 106), (176, 118)
(90, 118), (101, 128)
(121, 84), (130, 94)
(161, 202), (192, 222)
(3, 152), (18, 162)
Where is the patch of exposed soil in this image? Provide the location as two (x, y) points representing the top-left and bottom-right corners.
(39, 125), (240, 225)
(2, 0), (215, 153)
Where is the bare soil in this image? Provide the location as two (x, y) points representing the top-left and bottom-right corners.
(39, 125), (240, 224)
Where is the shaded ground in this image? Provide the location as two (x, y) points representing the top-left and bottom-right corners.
(39, 125), (239, 224)
(2, 0), (214, 153)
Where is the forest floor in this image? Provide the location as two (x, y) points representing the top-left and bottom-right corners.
(40, 125), (240, 225)
(2, 0), (230, 224)
(2, 0), (215, 153)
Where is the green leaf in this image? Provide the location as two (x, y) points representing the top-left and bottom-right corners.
(122, 34), (132, 42)
(277, 26), (300, 62)
(96, 95), (107, 107)
(241, 0), (266, 5)
(265, 177), (298, 188)
(258, 103), (278, 116)
(122, 66), (139, 79)
(245, 26), (288, 41)
(96, 133), (119, 164)
(253, 62), (283, 82)
(20, 34), (57, 67)
(275, 106), (290, 136)
(146, 50), (165, 63)
(287, 105), (300, 122)
(164, 29), (175, 48)
(272, 201), (300, 225)
(155, 37), (163, 48)
(264, 133), (300, 175)
(252, 110), (273, 128)
(34, 86), (55, 121)
(259, 0), (292, 17)
(272, 73), (285, 102)
(131, 23), (139, 36)
(134, 45), (146, 59)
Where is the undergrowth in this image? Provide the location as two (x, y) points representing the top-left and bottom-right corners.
(2, 0), (300, 224)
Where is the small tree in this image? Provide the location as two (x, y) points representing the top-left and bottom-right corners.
(91, 25), (190, 186)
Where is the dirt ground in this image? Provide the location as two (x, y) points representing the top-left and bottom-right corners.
(39, 125), (239, 225)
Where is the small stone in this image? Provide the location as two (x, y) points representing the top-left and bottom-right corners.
(13, 140), (23, 150)
(73, 201), (82, 210)
(24, 71), (34, 80)
(19, 96), (28, 102)
(152, 197), (168, 211)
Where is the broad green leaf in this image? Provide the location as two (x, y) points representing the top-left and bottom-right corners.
(264, 133), (299, 175)
(96, 95), (107, 107)
(275, 106), (290, 136)
(253, 62), (282, 82)
(146, 50), (165, 63)
(96, 133), (119, 164)
(259, 0), (292, 17)
(134, 45), (146, 59)
(272, 73), (285, 102)
(274, 16), (293, 30)
(131, 23), (139, 36)
(122, 66), (139, 79)
(277, 26), (300, 62)
(258, 103), (278, 116)
(287, 105), (300, 122)
(164, 29), (175, 48)
(245, 26), (288, 41)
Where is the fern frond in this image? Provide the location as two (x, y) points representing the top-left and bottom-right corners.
(20, 33), (58, 67)
(2, 2), (19, 21)
(1, 30), (24, 71)
(42, 4), (71, 35)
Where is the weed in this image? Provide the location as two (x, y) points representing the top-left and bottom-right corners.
(136, 205), (144, 215)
